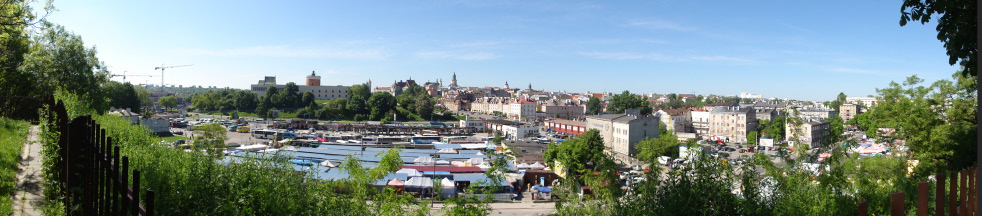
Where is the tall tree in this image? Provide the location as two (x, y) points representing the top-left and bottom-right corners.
(159, 95), (177, 110)
(19, 25), (110, 114)
(606, 90), (652, 115)
(900, 0), (977, 77)
(636, 127), (679, 163)
(543, 129), (609, 176)
(414, 95), (434, 121)
(235, 91), (257, 111)
(586, 96), (602, 115)
(367, 92), (395, 120)
(301, 91), (315, 108)
(865, 72), (976, 173)
(282, 82), (301, 107)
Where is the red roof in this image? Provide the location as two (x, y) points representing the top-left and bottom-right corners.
(401, 166), (484, 173)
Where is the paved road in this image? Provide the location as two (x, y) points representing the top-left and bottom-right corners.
(13, 126), (43, 216)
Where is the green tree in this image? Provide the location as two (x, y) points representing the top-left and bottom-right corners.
(301, 91), (314, 108)
(606, 91), (652, 115)
(0, 0), (40, 120)
(367, 92), (395, 121)
(543, 129), (608, 176)
(900, 0), (976, 77)
(746, 131), (758, 145)
(193, 123), (227, 157)
(281, 82), (301, 107)
(414, 95), (435, 120)
(863, 72), (976, 173)
(824, 116), (843, 145)
(103, 81), (141, 111)
(235, 91), (257, 111)
(586, 96), (602, 115)
(636, 129), (679, 163)
(159, 95), (177, 110)
(255, 95), (272, 119)
(19, 25), (110, 114)
(346, 84), (371, 115)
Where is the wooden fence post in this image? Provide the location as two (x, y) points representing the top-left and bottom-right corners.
(917, 182), (928, 216)
(146, 189), (155, 216)
(968, 168), (975, 215)
(891, 190), (905, 216)
(857, 201), (867, 216)
(960, 169), (967, 216)
(132, 169), (140, 216)
(936, 173), (945, 216)
(950, 172), (958, 216)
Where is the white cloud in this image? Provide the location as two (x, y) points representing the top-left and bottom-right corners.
(578, 51), (753, 63)
(415, 50), (500, 60)
(625, 19), (696, 31)
(175, 45), (389, 59)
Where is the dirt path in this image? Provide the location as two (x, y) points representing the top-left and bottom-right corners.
(12, 126), (43, 216)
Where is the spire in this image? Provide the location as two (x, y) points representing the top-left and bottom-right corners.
(311, 70), (316, 76)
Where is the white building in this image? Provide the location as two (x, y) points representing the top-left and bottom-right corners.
(458, 118), (485, 128)
(485, 119), (539, 140)
(585, 110), (660, 158)
(140, 118), (170, 133)
(690, 109), (711, 138)
(846, 97), (878, 112)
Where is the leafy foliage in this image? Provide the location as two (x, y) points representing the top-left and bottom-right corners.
(543, 129), (609, 176)
(863, 72), (977, 173)
(900, 0), (977, 77)
(585, 96), (602, 115)
(606, 91), (652, 115)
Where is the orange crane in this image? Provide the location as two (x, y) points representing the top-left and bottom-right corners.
(153, 64), (192, 91)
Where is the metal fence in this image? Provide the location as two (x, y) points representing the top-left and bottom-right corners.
(48, 100), (155, 215)
(858, 167), (976, 216)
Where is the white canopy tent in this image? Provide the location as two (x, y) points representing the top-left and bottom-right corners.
(405, 177), (434, 193)
(438, 178), (456, 198)
(396, 168), (424, 177)
(438, 148), (457, 153)
(529, 162), (546, 170)
(414, 156), (435, 165)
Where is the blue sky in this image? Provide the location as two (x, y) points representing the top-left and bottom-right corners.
(46, 0), (958, 101)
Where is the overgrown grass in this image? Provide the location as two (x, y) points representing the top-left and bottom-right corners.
(0, 118), (29, 215)
(88, 114), (429, 215)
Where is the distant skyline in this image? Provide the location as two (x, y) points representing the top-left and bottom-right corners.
(46, 0), (959, 101)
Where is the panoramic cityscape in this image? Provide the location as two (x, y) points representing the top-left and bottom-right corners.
(0, 1), (978, 216)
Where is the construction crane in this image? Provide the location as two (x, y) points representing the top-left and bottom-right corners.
(110, 71), (153, 82)
(153, 64), (192, 92)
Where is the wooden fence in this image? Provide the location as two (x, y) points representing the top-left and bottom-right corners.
(48, 100), (156, 215)
(858, 167), (976, 216)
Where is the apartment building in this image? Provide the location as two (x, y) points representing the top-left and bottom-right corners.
(585, 110), (660, 158)
(709, 106), (757, 144)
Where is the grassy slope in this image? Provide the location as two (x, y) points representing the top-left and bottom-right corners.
(0, 118), (29, 215)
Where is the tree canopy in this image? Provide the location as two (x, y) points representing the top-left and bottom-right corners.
(900, 0), (977, 77)
(606, 91), (652, 115)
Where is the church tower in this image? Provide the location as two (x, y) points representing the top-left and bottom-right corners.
(450, 72), (458, 87)
(504, 81), (510, 89)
